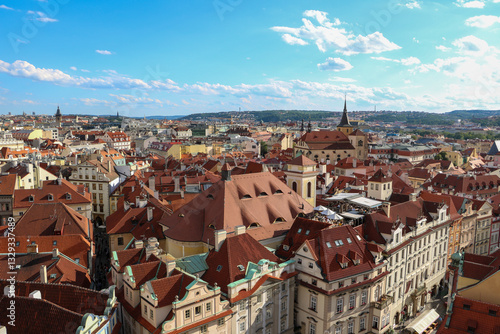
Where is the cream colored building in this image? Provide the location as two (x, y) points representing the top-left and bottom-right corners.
(284, 155), (319, 208)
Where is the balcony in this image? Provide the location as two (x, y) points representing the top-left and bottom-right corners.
(371, 294), (393, 310)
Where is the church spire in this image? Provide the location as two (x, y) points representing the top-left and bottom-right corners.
(300, 119), (304, 132)
(338, 94), (351, 127)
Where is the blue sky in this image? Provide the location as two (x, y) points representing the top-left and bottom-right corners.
(1, 0), (500, 116)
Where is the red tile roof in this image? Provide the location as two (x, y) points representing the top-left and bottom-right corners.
(286, 154), (317, 167)
(14, 203), (92, 239)
(202, 233), (280, 293)
(0, 174), (16, 196)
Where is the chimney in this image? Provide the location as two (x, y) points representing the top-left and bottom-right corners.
(124, 201), (130, 212)
(166, 260), (176, 276)
(214, 229), (227, 252)
(235, 225), (245, 236)
(29, 290), (42, 299)
(27, 243), (38, 254)
(147, 206), (154, 221)
(145, 237), (159, 259)
(221, 163), (232, 181)
(108, 160), (112, 172)
(382, 202), (391, 217)
(174, 176), (181, 192)
(353, 158), (357, 168)
(40, 265), (47, 283)
(52, 248), (59, 259)
(135, 240), (144, 249)
(180, 189), (184, 199)
(149, 176), (155, 191)
(409, 192), (417, 202)
(136, 196), (140, 207)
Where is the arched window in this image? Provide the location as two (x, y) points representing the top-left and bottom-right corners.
(307, 182), (312, 198)
(292, 181), (297, 193)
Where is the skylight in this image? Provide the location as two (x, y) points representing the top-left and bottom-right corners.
(216, 265), (222, 272)
(305, 230), (310, 235)
(356, 235), (362, 241)
(347, 238), (352, 244)
(237, 265), (245, 271)
(326, 242), (332, 248)
(298, 228), (302, 234)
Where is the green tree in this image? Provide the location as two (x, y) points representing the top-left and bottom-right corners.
(260, 141), (268, 156)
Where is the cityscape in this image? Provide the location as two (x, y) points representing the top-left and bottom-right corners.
(1, 1), (500, 334)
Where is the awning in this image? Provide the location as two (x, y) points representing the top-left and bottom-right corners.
(406, 309), (440, 334)
(340, 212), (364, 220)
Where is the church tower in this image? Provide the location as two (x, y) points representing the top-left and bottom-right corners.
(55, 106), (62, 127)
(284, 155), (319, 207)
(337, 96), (354, 136)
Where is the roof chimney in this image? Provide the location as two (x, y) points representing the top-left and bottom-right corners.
(52, 248), (59, 259)
(147, 206), (154, 222)
(166, 260), (176, 276)
(214, 229), (227, 252)
(148, 176), (155, 191)
(382, 202), (391, 218)
(234, 225), (245, 236)
(136, 196), (140, 207)
(135, 240), (143, 249)
(40, 265), (47, 283)
(27, 243), (38, 254)
(221, 163), (232, 181)
(174, 176), (181, 192)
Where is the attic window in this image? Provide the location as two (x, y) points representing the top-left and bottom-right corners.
(347, 238), (352, 244)
(356, 235), (362, 241)
(48, 194), (53, 201)
(242, 194), (252, 199)
(29, 195), (34, 202)
(53, 241), (57, 246)
(305, 230), (310, 235)
(50, 274), (57, 279)
(207, 194), (214, 200)
(334, 240), (344, 246)
(66, 193), (72, 200)
(249, 223), (259, 228)
(298, 228), (302, 234)
(275, 217), (286, 223)
(178, 213), (184, 218)
(237, 265), (245, 271)
(15, 241), (20, 247)
(340, 262), (348, 269)
(216, 265), (222, 272)
(208, 224), (216, 229)
(274, 190), (283, 194)
(326, 242), (332, 248)
(283, 245), (289, 251)
(353, 259), (360, 265)
(258, 192), (268, 197)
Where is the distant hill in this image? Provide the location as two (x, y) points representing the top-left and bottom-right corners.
(181, 110), (340, 122)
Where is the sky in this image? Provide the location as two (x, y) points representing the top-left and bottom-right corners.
(1, 0), (500, 116)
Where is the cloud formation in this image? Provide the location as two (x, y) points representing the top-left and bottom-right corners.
(317, 57), (353, 71)
(96, 50), (113, 55)
(271, 10), (401, 55)
(465, 15), (500, 28)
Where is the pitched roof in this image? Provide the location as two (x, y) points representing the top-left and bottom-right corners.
(299, 130), (349, 143)
(286, 155), (317, 167)
(0, 174), (16, 196)
(149, 272), (196, 307)
(14, 203), (92, 239)
(159, 172), (313, 245)
(202, 233), (280, 293)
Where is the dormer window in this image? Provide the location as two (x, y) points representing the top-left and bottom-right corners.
(258, 192), (268, 197)
(47, 194), (53, 201)
(237, 265), (245, 271)
(242, 194), (252, 199)
(274, 190), (283, 194)
(207, 194), (214, 200)
(66, 193), (71, 200)
(216, 265), (222, 272)
(29, 195), (34, 202)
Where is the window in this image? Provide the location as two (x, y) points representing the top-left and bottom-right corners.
(307, 182), (312, 198)
(218, 318), (225, 326)
(337, 297), (344, 313)
(195, 306), (201, 315)
(239, 321), (245, 332)
(149, 309), (153, 320)
(92, 184), (96, 190)
(200, 324), (208, 333)
(117, 237), (124, 246)
(281, 299), (287, 311)
(489, 309), (497, 316)
(361, 291), (367, 305)
(310, 295), (317, 311)
(280, 318), (286, 332)
(463, 304), (471, 310)
(239, 301), (247, 311)
(143, 305), (147, 315)
(185, 310), (190, 319)
(206, 303), (211, 312)
(373, 316), (379, 329)
(339, 281), (344, 288)
(335, 326), (342, 334)
(351, 277), (356, 284)
(312, 279), (317, 286)
(348, 321), (354, 334)
(99, 184), (103, 190)
(360, 317), (366, 331)
(292, 181), (297, 193)
(309, 323), (316, 334)
(349, 294), (356, 309)
(266, 307), (272, 318)
(309, 262), (314, 268)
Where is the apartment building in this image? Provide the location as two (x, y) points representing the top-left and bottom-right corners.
(69, 156), (119, 224)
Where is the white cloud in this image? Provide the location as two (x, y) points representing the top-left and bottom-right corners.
(413, 37), (420, 43)
(452, 35), (490, 55)
(70, 66), (77, 71)
(0, 59), (150, 89)
(371, 56), (421, 66)
(436, 45), (452, 52)
(317, 57), (353, 71)
(281, 34), (308, 46)
(405, 1), (421, 9)
(465, 15), (500, 28)
(271, 10), (401, 55)
(27, 11), (58, 23)
(0, 4), (14, 10)
(96, 50), (113, 55)
(329, 77), (357, 83)
(455, 0), (485, 8)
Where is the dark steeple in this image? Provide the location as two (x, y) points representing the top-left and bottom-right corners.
(307, 120), (312, 133)
(55, 106), (61, 117)
(338, 94), (351, 127)
(300, 119), (304, 132)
